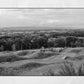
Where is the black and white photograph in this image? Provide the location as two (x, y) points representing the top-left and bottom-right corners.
(0, 9), (84, 76)
(0, 0), (84, 83)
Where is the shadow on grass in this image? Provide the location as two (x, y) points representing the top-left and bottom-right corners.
(17, 62), (45, 71)
(70, 49), (81, 54)
(0, 54), (28, 63)
(17, 50), (35, 56)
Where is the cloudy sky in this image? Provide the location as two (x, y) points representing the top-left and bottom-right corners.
(0, 0), (84, 7)
(0, 9), (84, 28)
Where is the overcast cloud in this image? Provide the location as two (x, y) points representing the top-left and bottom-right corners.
(0, 9), (84, 28)
(0, 0), (84, 7)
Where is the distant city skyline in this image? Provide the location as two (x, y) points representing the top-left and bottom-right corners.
(0, 9), (84, 29)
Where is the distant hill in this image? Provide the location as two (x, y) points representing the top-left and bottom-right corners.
(0, 26), (84, 32)
(0, 26), (83, 30)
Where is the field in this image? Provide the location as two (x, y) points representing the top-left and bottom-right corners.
(0, 47), (84, 76)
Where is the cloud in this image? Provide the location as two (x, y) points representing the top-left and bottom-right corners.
(0, 9), (84, 28)
(47, 19), (60, 24)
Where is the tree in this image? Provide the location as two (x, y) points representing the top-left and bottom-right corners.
(75, 39), (82, 47)
(55, 37), (66, 47)
(47, 38), (57, 47)
(66, 36), (77, 47)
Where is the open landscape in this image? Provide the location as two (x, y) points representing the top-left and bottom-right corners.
(0, 28), (84, 76)
(0, 9), (84, 76)
(0, 46), (84, 76)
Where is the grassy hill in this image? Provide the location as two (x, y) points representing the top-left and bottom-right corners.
(0, 47), (84, 76)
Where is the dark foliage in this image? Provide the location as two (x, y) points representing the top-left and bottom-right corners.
(0, 29), (84, 51)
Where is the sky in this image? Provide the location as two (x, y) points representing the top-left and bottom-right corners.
(0, 9), (84, 28)
(0, 0), (84, 29)
(0, 0), (84, 7)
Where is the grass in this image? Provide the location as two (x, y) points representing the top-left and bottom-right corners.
(75, 55), (84, 60)
(56, 61), (76, 76)
(43, 61), (84, 76)
(18, 62), (45, 71)
(0, 63), (45, 76)
(17, 51), (29, 56)
(0, 67), (19, 76)
(33, 51), (58, 59)
(17, 50), (35, 56)
(64, 55), (84, 61)
(0, 54), (27, 63)
(77, 64), (84, 76)
(70, 49), (81, 54)
(43, 69), (55, 76)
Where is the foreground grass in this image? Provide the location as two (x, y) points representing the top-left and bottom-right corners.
(0, 63), (45, 76)
(17, 62), (45, 71)
(43, 61), (84, 76)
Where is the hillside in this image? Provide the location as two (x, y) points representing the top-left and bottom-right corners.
(0, 47), (84, 75)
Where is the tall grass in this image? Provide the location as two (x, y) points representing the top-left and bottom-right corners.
(0, 67), (19, 76)
(0, 63), (45, 76)
(43, 61), (84, 76)
(56, 61), (76, 76)
(43, 69), (55, 76)
(18, 62), (45, 71)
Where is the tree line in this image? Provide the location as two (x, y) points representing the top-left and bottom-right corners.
(0, 30), (84, 51)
